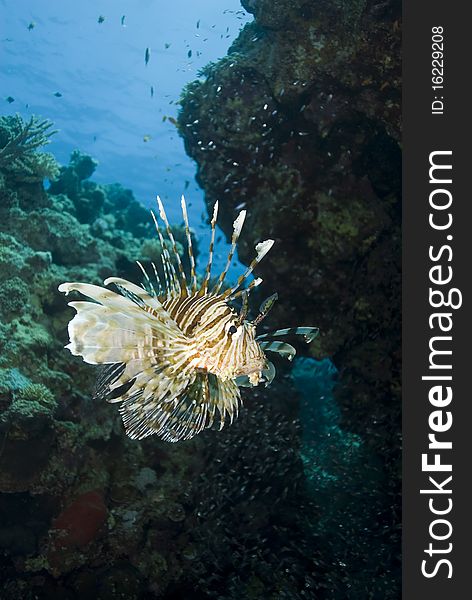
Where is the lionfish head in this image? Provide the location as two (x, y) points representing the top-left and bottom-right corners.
(228, 318), (267, 378)
(215, 291), (280, 385)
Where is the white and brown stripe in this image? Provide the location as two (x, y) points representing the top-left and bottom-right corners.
(59, 195), (318, 443)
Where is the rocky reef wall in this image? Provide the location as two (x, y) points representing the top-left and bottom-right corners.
(0, 115), (205, 597)
(178, 0), (401, 595)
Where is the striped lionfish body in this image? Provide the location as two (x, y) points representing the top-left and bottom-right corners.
(59, 197), (318, 442)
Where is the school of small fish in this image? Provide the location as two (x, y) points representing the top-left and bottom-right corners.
(59, 197), (318, 443)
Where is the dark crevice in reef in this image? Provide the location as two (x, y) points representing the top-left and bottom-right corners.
(178, 0), (401, 597)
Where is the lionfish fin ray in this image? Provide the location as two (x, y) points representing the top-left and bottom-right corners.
(157, 196), (188, 295)
(256, 326), (319, 343)
(119, 372), (240, 442)
(231, 277), (262, 300)
(253, 292), (278, 326)
(180, 195), (198, 292)
(150, 209), (180, 296)
(259, 340), (296, 361)
(58, 280), (188, 366)
(212, 209), (246, 295)
(136, 260), (157, 297)
(200, 200), (218, 295)
(224, 239), (274, 299)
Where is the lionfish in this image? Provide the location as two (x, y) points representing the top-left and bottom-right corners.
(59, 197), (318, 442)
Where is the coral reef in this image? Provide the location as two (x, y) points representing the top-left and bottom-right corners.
(0, 115), (59, 183)
(0, 116), (205, 597)
(178, 0), (401, 596)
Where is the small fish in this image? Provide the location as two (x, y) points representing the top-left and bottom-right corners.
(53, 92), (62, 97)
(187, 49), (192, 58)
(168, 116), (177, 126)
(165, 42), (171, 49)
(27, 22), (35, 31)
(196, 19), (200, 29)
(59, 197), (318, 442)
(6, 96), (14, 103)
(121, 15), (126, 26)
(145, 47), (150, 66)
(150, 85), (154, 98)
(98, 15), (105, 24)
(143, 134), (152, 142)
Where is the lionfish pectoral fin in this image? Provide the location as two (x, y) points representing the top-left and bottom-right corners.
(94, 362), (127, 401)
(207, 374), (241, 429)
(235, 375), (253, 388)
(261, 361), (276, 387)
(120, 373), (209, 442)
(259, 341), (297, 361)
(256, 327), (319, 343)
(119, 372), (240, 442)
(58, 280), (188, 366)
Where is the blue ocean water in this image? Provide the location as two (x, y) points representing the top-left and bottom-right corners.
(0, 0), (251, 276)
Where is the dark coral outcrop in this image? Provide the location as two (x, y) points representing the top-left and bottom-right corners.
(178, 0), (401, 596)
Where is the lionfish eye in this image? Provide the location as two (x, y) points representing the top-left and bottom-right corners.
(228, 325), (237, 335)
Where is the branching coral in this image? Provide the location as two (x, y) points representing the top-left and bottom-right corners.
(0, 114), (60, 182)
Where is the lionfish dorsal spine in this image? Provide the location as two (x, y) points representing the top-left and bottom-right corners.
(223, 238), (274, 300)
(231, 277), (262, 300)
(150, 261), (162, 295)
(150, 209), (177, 296)
(135, 259), (158, 297)
(236, 290), (249, 325)
(212, 209), (246, 295)
(157, 196), (188, 295)
(180, 195), (198, 293)
(200, 200), (218, 296)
